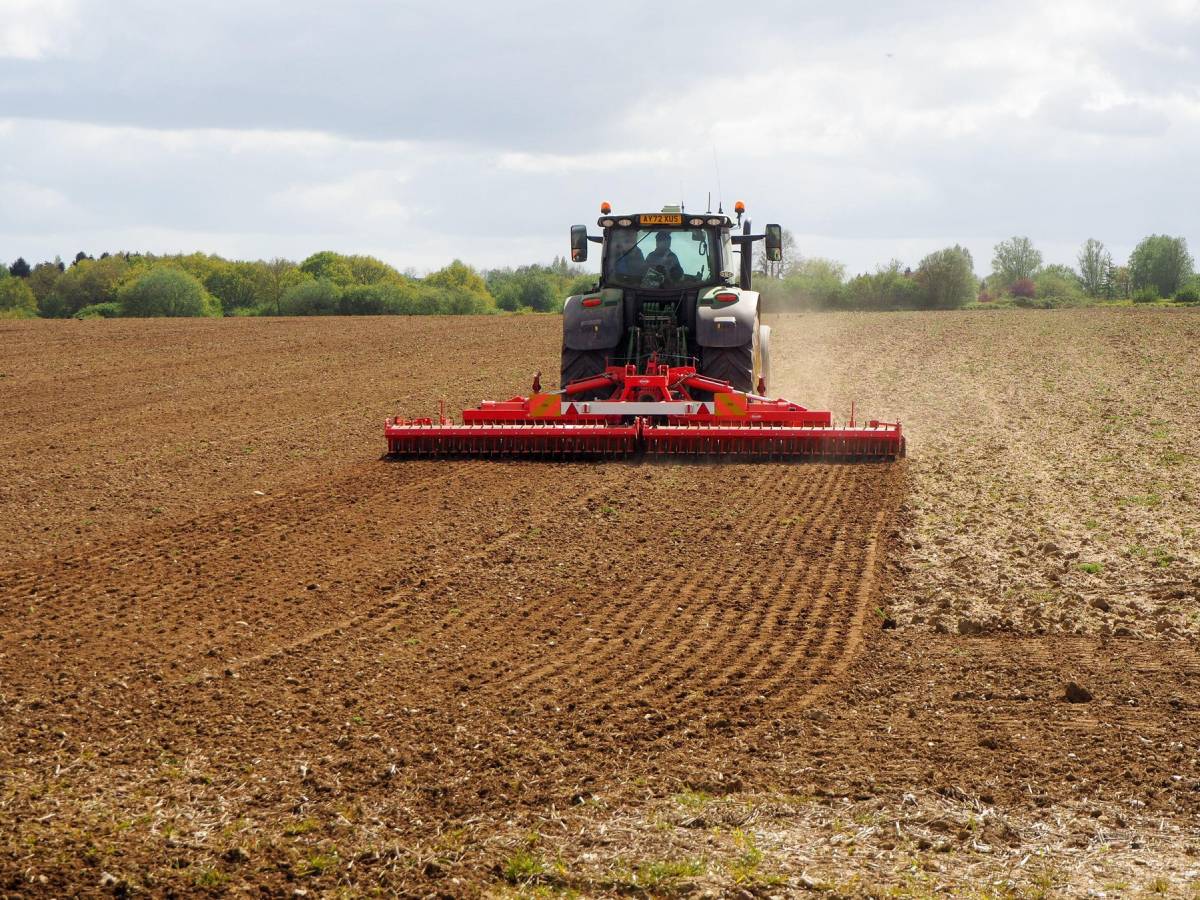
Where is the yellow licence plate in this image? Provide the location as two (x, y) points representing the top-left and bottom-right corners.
(640, 213), (682, 225)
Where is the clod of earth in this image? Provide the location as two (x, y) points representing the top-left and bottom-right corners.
(1064, 681), (1094, 703)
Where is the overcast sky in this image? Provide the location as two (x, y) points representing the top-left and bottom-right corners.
(3, 0), (1199, 275)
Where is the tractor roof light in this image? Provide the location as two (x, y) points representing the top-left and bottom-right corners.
(734, 200), (745, 214)
(600, 218), (615, 227)
(688, 217), (704, 226)
(617, 218), (633, 226)
(600, 201), (612, 214)
(706, 217), (722, 226)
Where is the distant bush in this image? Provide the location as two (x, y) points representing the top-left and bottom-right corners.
(0, 276), (38, 318)
(1011, 277), (1036, 298)
(1132, 286), (1160, 304)
(1174, 285), (1200, 303)
(491, 269), (559, 312)
(73, 302), (123, 319)
(337, 283), (400, 315)
(279, 277), (341, 315)
(41, 255), (131, 317)
(425, 260), (495, 313)
(119, 266), (222, 317)
(1033, 265), (1087, 306)
(844, 262), (922, 310)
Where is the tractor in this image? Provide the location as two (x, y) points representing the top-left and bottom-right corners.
(562, 201), (782, 395)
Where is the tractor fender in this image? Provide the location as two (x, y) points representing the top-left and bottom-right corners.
(695, 289), (759, 348)
(563, 290), (625, 351)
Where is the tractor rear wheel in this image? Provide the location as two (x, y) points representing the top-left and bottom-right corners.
(700, 314), (760, 393)
(560, 346), (608, 393)
(700, 344), (753, 392)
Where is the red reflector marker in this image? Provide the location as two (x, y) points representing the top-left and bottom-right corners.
(582, 297), (602, 307)
(715, 292), (738, 303)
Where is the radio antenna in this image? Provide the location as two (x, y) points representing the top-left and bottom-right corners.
(712, 144), (724, 214)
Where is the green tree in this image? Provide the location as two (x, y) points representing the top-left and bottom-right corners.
(487, 266), (562, 312)
(278, 277), (341, 315)
(916, 245), (976, 309)
(1107, 264), (1132, 300)
(991, 236), (1042, 288)
(844, 261), (921, 310)
(259, 258), (305, 315)
(338, 281), (424, 315)
(1129, 234), (1193, 298)
(8, 257), (31, 278)
(42, 255), (131, 317)
(299, 251), (355, 286)
(0, 277), (37, 318)
(425, 260), (495, 313)
(1076, 239), (1110, 297)
(119, 266), (221, 317)
(27, 262), (63, 305)
(204, 260), (271, 313)
(1034, 264), (1087, 306)
(346, 254), (403, 286)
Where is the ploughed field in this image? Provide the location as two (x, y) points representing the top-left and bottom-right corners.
(1, 311), (1197, 896)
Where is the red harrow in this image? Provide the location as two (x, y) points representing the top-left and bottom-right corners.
(385, 361), (903, 462)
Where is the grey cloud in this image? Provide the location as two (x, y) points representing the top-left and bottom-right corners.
(0, 0), (1013, 146)
(4, 0), (1200, 276)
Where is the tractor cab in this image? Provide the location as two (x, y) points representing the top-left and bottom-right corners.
(598, 211), (733, 292)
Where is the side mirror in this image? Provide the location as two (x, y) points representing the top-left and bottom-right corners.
(764, 224), (783, 262)
(570, 225), (589, 263)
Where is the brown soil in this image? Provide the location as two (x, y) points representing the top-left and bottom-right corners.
(1, 313), (1197, 897)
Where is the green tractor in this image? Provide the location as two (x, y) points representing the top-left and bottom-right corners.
(562, 201), (783, 395)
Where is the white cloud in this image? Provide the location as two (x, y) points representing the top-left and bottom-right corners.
(498, 150), (676, 174)
(0, 0), (78, 59)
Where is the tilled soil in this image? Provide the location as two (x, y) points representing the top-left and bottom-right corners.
(1, 313), (1197, 896)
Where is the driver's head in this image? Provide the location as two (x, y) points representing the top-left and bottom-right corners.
(655, 231), (672, 248)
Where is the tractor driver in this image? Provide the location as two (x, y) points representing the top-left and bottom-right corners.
(642, 231), (684, 287)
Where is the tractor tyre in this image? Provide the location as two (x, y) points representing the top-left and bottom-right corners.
(700, 314), (760, 393)
(701, 342), (754, 392)
(560, 346), (608, 396)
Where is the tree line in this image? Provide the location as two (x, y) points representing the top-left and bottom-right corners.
(0, 250), (594, 319)
(757, 232), (1197, 311)
(2, 233), (1195, 319)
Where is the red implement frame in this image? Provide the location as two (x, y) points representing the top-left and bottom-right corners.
(385, 363), (904, 462)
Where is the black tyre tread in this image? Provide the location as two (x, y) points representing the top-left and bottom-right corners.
(701, 343), (754, 392)
(560, 346), (608, 390)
